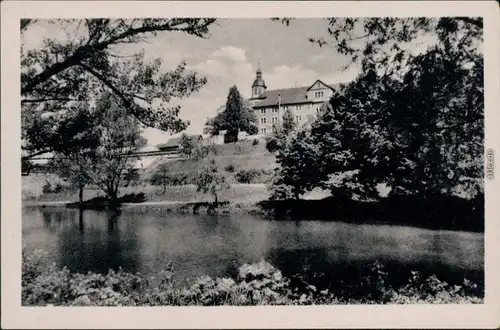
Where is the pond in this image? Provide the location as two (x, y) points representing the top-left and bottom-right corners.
(22, 206), (484, 289)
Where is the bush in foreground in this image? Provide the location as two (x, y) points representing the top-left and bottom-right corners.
(22, 250), (483, 306)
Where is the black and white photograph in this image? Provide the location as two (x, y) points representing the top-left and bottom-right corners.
(2, 1), (500, 329)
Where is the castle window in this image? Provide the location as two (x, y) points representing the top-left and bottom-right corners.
(296, 105), (301, 111)
(260, 117), (267, 124)
(272, 117), (278, 123)
(260, 109), (266, 114)
(296, 115), (302, 122)
(315, 91), (324, 98)
(272, 107), (278, 113)
(261, 128), (267, 134)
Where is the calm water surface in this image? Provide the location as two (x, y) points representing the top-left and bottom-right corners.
(22, 207), (484, 287)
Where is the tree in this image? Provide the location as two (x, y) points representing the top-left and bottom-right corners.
(150, 163), (170, 195)
(194, 155), (230, 205)
(48, 105), (101, 205)
(21, 18), (216, 160)
(88, 92), (148, 206)
(22, 159), (33, 176)
(51, 153), (95, 205)
(265, 106), (297, 153)
(273, 17), (483, 200)
(282, 108), (296, 135)
(179, 133), (196, 157)
(271, 130), (321, 200)
(204, 86), (258, 142)
(122, 168), (141, 187)
(273, 17), (482, 73)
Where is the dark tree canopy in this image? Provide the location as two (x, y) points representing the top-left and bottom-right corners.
(272, 17), (483, 200)
(21, 18), (217, 159)
(204, 86), (258, 142)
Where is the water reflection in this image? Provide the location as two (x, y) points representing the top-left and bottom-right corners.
(22, 207), (484, 287)
(35, 208), (141, 274)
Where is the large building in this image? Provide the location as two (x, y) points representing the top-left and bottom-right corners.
(248, 65), (339, 135)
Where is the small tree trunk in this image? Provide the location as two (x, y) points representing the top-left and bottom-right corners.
(78, 185), (84, 205)
(107, 188), (119, 209)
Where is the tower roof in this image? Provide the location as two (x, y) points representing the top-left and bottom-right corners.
(252, 64), (266, 88)
(252, 78), (267, 88)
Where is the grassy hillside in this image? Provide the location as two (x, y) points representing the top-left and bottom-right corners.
(22, 140), (281, 203)
(145, 140), (277, 184)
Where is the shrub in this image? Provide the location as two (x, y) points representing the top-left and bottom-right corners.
(235, 169), (272, 184)
(252, 139), (259, 146)
(53, 183), (64, 193)
(265, 134), (280, 153)
(42, 181), (53, 194)
(225, 164), (236, 173)
(150, 171), (189, 187)
(268, 182), (294, 200)
(22, 250), (483, 306)
(234, 142), (251, 154)
(119, 192), (146, 203)
(41, 181), (67, 194)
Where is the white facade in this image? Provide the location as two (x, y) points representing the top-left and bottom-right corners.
(247, 70), (338, 135)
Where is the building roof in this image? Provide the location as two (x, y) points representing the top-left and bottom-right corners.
(252, 83), (340, 108)
(252, 78), (267, 88)
(157, 134), (202, 149)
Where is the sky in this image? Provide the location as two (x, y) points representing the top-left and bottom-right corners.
(22, 18), (364, 148)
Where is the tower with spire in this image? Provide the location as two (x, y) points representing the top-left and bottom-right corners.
(250, 63), (267, 104)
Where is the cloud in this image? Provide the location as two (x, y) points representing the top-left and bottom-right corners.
(308, 53), (328, 64)
(133, 45), (361, 147)
(264, 63), (361, 89)
(212, 46), (247, 62)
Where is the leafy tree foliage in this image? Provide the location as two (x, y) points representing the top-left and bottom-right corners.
(273, 17), (482, 72)
(194, 156), (230, 205)
(21, 18), (216, 159)
(179, 133), (196, 157)
(204, 86), (258, 142)
(150, 163), (170, 195)
(49, 93), (147, 205)
(282, 108), (296, 135)
(270, 129), (322, 200)
(47, 105), (102, 204)
(265, 107), (297, 153)
(122, 168), (141, 187)
(88, 92), (147, 204)
(272, 17), (483, 200)
(51, 153), (96, 205)
(265, 125), (284, 154)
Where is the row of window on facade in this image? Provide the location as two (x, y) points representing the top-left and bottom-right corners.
(260, 115), (302, 124)
(259, 104), (302, 114)
(314, 91), (324, 98)
(259, 104), (324, 115)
